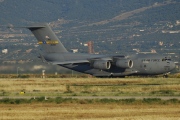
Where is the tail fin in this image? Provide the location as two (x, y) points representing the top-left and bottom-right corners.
(26, 23), (68, 53)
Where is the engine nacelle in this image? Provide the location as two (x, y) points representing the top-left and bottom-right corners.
(116, 59), (133, 68)
(92, 60), (111, 70)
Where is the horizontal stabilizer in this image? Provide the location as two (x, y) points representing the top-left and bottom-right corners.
(7, 23), (47, 29)
(38, 53), (47, 63)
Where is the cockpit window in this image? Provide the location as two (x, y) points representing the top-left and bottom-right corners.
(162, 58), (171, 61)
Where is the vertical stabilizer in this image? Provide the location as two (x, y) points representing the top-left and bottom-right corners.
(26, 23), (68, 53)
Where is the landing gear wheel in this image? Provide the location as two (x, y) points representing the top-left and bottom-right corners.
(163, 74), (168, 78)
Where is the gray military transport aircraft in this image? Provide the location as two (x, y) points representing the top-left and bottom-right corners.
(21, 23), (175, 77)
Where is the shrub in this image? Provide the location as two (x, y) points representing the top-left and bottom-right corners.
(151, 90), (174, 95)
(121, 98), (136, 104)
(55, 97), (63, 104)
(64, 85), (73, 93)
(143, 98), (161, 104)
(99, 98), (116, 103)
(0, 98), (11, 104)
(167, 99), (179, 104)
(36, 97), (45, 102)
(19, 75), (30, 78)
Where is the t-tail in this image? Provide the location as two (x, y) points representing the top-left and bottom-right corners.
(26, 23), (68, 53)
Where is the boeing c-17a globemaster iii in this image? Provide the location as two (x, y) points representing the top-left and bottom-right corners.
(21, 23), (175, 77)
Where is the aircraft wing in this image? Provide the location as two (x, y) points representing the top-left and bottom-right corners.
(50, 60), (90, 65)
(49, 58), (114, 65)
(46, 55), (127, 65)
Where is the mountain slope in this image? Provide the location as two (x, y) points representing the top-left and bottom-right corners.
(0, 0), (179, 25)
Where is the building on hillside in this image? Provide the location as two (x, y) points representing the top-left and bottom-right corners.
(2, 49), (8, 54)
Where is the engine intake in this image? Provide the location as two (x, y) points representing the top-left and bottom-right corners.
(116, 59), (133, 68)
(92, 60), (111, 70)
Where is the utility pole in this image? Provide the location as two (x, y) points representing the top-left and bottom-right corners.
(17, 67), (20, 77)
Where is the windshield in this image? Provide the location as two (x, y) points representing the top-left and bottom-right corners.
(162, 57), (171, 61)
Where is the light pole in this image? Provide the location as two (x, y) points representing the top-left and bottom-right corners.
(71, 70), (73, 77)
(17, 67), (19, 77)
(42, 70), (45, 78)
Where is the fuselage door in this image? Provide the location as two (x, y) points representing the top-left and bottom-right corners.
(164, 61), (170, 71)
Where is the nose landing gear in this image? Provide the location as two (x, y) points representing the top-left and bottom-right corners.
(163, 74), (168, 78)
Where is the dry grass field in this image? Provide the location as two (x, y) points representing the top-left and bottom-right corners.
(0, 103), (180, 120)
(0, 77), (180, 119)
(0, 78), (180, 97)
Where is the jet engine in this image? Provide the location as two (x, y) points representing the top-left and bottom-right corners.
(92, 60), (111, 70)
(115, 59), (133, 68)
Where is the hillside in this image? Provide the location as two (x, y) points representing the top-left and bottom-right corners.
(0, 0), (180, 73)
(0, 0), (179, 53)
(0, 0), (179, 25)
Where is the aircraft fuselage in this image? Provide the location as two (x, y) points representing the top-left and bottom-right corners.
(43, 53), (175, 77)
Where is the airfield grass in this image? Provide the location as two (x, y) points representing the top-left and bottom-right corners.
(0, 77), (180, 119)
(0, 77), (180, 97)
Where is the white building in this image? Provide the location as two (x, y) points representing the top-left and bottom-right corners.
(71, 49), (78, 53)
(176, 20), (180, 25)
(2, 49), (8, 54)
